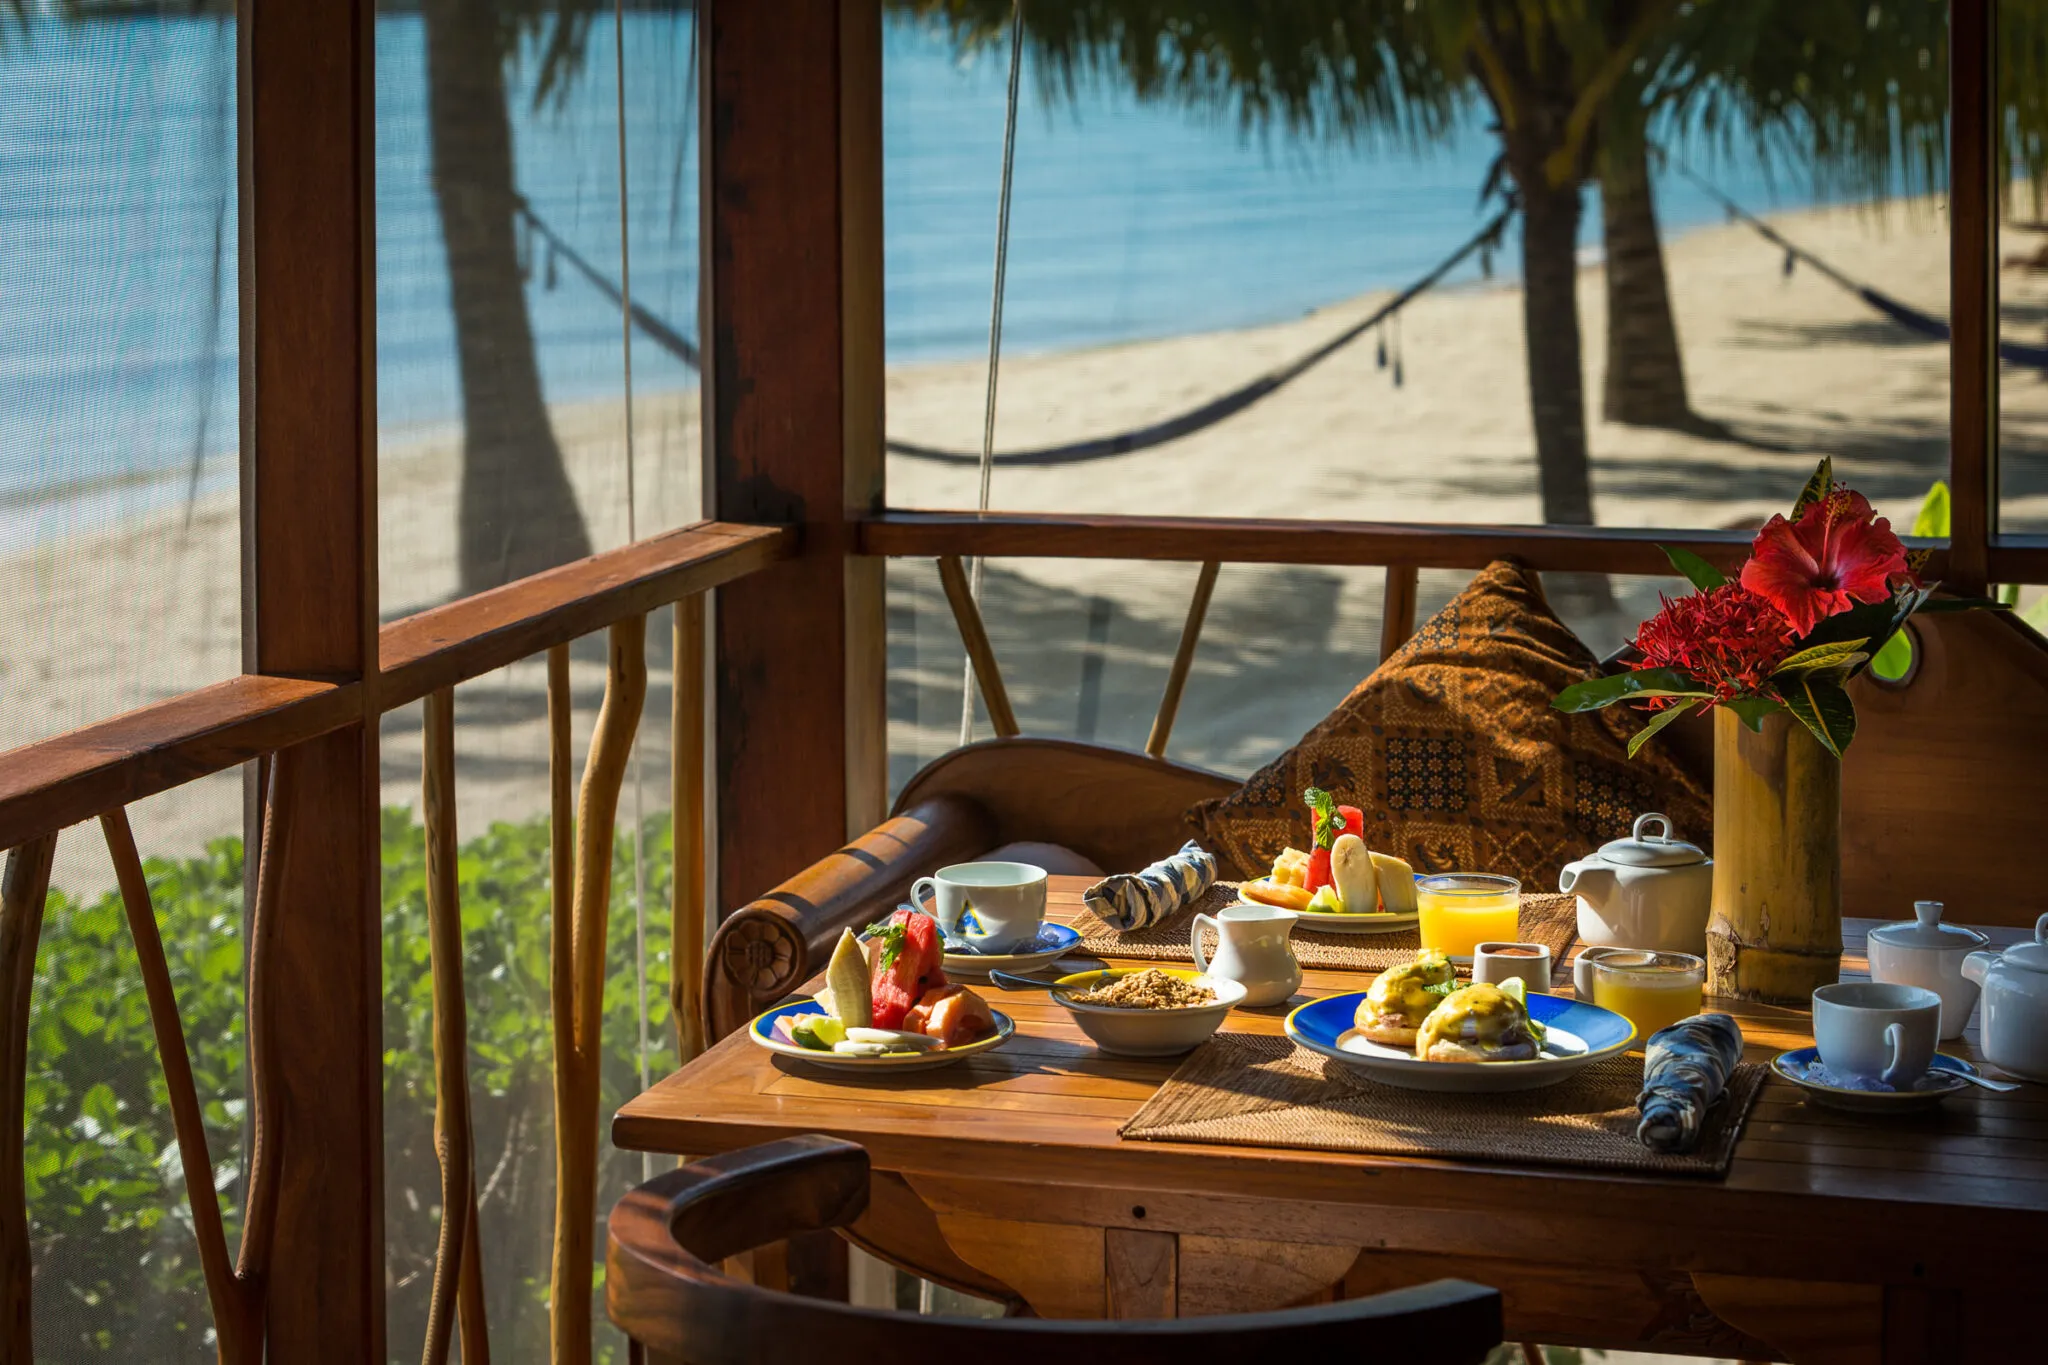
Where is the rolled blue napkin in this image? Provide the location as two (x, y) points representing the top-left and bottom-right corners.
(1083, 841), (1217, 932)
(1636, 1012), (1744, 1154)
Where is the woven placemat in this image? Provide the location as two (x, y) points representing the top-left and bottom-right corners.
(1120, 1033), (1763, 1177)
(1073, 883), (1579, 978)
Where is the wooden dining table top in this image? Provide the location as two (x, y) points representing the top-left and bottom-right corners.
(614, 877), (2047, 1303)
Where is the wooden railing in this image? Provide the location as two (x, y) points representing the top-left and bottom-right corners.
(0, 519), (792, 1364)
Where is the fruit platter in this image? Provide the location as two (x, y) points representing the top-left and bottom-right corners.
(749, 907), (1015, 1071)
(1239, 786), (1421, 934)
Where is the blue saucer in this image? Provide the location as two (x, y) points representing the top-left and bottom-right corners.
(1772, 1046), (1977, 1113)
(938, 922), (1082, 978)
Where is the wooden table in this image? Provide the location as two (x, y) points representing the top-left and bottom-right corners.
(616, 878), (2044, 1362)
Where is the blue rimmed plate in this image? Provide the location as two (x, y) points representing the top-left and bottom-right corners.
(1285, 990), (1636, 1093)
(1772, 1046), (1977, 1113)
(939, 921), (1083, 980)
(748, 997), (1015, 1072)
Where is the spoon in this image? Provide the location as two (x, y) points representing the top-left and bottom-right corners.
(988, 970), (1061, 993)
(1948, 1068), (2022, 1093)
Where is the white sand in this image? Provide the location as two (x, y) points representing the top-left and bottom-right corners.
(9, 197), (2047, 891)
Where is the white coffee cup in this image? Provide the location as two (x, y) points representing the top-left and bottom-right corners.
(1474, 941), (1553, 995)
(910, 861), (1048, 955)
(1812, 981), (1942, 1088)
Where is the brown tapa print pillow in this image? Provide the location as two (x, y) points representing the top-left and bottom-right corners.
(1186, 559), (1712, 886)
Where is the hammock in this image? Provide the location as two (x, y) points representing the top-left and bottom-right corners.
(1672, 164), (2048, 369)
(515, 196), (1512, 467)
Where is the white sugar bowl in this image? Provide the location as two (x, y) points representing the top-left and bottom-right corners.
(1868, 900), (1988, 1040)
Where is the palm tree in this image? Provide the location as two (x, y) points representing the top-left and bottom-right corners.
(1597, 0), (1952, 432)
(422, 0), (602, 594)
(906, 0), (1678, 534)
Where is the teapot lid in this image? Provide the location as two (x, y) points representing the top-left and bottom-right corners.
(1870, 901), (1989, 951)
(2004, 914), (2048, 972)
(1595, 813), (1707, 868)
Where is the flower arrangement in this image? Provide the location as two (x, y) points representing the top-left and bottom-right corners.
(1554, 459), (1988, 757)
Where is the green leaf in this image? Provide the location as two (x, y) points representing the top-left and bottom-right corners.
(1659, 545), (1727, 592)
(1724, 696), (1785, 731)
(1792, 458), (1834, 518)
(1552, 668), (1713, 713)
(1911, 481), (1951, 538)
(1626, 698), (1701, 759)
(1772, 638), (1870, 678)
(1779, 675), (1858, 757)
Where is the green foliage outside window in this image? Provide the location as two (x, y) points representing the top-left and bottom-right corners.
(27, 807), (675, 1362)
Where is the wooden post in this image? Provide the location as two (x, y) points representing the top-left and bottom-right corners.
(0, 835), (55, 1361)
(671, 596), (709, 1062)
(421, 687), (484, 1365)
(241, 0), (383, 1357)
(703, 0), (887, 910)
(1948, 0), (1996, 596)
(551, 619), (649, 1364)
(937, 554), (1022, 739)
(1380, 565), (1419, 661)
(1705, 708), (1843, 1005)
(1147, 561), (1220, 758)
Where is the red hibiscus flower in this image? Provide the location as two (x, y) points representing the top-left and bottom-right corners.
(1739, 488), (1907, 635)
(1633, 584), (1797, 703)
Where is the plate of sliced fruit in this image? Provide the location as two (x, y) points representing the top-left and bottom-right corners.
(1238, 787), (1421, 934)
(750, 908), (1014, 1071)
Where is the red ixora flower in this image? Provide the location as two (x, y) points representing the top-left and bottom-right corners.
(1633, 584), (1798, 704)
(1740, 487), (1908, 635)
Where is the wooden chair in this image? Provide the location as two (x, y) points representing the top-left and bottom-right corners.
(606, 1134), (1504, 1365)
(703, 738), (1233, 1038)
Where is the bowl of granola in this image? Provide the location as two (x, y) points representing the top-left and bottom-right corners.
(1048, 967), (1246, 1057)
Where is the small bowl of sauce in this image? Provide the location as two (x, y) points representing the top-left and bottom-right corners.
(1473, 941), (1553, 994)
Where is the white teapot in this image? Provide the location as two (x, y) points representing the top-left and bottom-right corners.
(1963, 914), (2048, 1082)
(1558, 813), (1713, 956)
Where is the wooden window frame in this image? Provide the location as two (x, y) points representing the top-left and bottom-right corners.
(0, 1), (2025, 1357)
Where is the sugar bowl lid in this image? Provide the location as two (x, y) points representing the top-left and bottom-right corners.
(1870, 901), (1989, 952)
(1595, 813), (1707, 868)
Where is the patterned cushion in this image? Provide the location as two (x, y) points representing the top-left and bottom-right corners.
(1186, 559), (1712, 886)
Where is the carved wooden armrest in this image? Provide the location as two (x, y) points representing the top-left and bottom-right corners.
(703, 794), (996, 1041)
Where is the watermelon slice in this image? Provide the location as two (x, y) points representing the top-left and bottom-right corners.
(866, 909), (948, 1029)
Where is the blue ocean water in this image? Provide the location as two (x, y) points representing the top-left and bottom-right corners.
(0, 12), (1850, 535)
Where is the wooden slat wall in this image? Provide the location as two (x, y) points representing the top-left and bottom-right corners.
(241, 0), (384, 1357)
(703, 0), (886, 909)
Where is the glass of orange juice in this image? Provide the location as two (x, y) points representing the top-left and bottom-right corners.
(1415, 874), (1521, 963)
(1587, 950), (1705, 1045)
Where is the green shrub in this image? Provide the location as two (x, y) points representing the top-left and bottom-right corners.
(27, 808), (675, 1363)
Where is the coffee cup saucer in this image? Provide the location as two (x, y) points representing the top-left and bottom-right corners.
(1772, 1046), (1977, 1114)
(939, 922), (1081, 980)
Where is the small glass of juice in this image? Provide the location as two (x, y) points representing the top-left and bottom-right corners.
(1586, 950), (1706, 1045)
(1415, 874), (1521, 963)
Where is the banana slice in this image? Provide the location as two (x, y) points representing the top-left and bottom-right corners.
(1371, 851), (1419, 914)
(824, 928), (873, 1028)
(1331, 833), (1378, 914)
(844, 1027), (941, 1050)
(831, 1041), (891, 1057)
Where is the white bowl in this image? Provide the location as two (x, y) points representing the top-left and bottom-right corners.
(1049, 968), (1246, 1057)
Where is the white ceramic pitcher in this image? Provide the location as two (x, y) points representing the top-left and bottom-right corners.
(1192, 903), (1301, 1007)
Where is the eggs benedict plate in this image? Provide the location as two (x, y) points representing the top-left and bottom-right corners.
(1286, 978), (1635, 1093)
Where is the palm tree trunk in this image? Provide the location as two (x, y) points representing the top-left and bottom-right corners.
(424, 0), (594, 595)
(1518, 174), (1596, 528)
(1600, 125), (1692, 428)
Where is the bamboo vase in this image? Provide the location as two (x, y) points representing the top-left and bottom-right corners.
(1705, 707), (1843, 1005)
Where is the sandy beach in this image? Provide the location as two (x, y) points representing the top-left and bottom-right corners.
(10, 196), (2048, 893)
